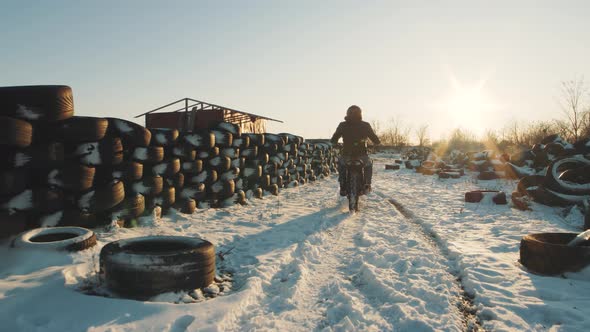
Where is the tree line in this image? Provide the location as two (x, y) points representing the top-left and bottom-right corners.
(371, 77), (590, 154)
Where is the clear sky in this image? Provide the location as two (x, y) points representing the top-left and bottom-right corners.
(1, 0), (589, 141)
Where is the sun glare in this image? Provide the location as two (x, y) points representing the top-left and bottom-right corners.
(439, 74), (496, 137)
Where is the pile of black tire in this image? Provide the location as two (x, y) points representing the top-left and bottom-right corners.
(0, 85), (339, 239)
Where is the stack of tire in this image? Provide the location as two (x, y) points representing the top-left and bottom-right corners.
(0, 85), (340, 239)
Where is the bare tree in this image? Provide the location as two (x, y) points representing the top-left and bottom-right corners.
(378, 117), (411, 147)
(559, 77), (589, 142)
(415, 124), (430, 147)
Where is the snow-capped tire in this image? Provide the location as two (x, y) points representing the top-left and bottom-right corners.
(544, 156), (590, 195)
(148, 158), (180, 177)
(0, 142), (64, 169)
(71, 138), (124, 166)
(45, 164), (95, 192)
(211, 130), (233, 148)
(129, 176), (163, 196)
(181, 131), (216, 149)
(13, 226), (96, 252)
(211, 121), (241, 137)
(520, 233), (590, 275)
(0, 85), (74, 122)
(149, 128), (179, 146)
(132, 146), (164, 163)
(179, 198), (196, 214)
(54, 116), (109, 143)
(99, 236), (215, 299)
(106, 118), (151, 147)
(77, 180), (125, 213)
(0, 116), (33, 148)
(110, 194), (145, 220)
(243, 133), (265, 146)
(181, 159), (203, 174)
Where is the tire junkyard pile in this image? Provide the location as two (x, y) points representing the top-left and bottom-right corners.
(403, 134), (590, 229)
(0, 85), (339, 239)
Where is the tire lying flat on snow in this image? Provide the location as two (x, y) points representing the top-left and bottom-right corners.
(100, 236), (215, 299)
(12, 226), (97, 251)
(520, 232), (590, 275)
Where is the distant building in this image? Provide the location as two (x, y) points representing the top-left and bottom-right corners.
(135, 97), (282, 133)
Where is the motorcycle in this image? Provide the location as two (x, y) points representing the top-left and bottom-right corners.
(344, 158), (366, 212)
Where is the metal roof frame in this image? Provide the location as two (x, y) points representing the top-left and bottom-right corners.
(134, 97), (283, 123)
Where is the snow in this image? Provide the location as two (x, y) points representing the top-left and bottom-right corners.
(1, 154), (590, 331)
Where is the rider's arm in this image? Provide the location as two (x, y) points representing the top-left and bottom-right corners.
(330, 123), (344, 145)
(366, 123), (381, 145)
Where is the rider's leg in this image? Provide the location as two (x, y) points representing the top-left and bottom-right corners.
(362, 155), (373, 192)
(338, 156), (347, 196)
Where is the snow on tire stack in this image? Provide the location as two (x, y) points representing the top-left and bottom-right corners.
(0, 85), (339, 238)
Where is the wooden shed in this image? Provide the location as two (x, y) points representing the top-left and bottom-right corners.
(135, 98), (282, 133)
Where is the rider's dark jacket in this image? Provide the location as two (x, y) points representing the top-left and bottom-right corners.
(330, 119), (381, 157)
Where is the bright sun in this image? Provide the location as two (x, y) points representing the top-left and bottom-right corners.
(442, 77), (495, 137)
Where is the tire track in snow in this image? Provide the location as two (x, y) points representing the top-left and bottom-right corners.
(385, 194), (485, 332)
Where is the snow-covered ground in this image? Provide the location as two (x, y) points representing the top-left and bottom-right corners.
(1, 154), (589, 332)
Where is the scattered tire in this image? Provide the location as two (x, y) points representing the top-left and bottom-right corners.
(12, 226), (97, 251)
(0, 85), (74, 122)
(520, 233), (590, 275)
(99, 236), (215, 299)
(385, 164), (400, 170)
(464, 190), (506, 204)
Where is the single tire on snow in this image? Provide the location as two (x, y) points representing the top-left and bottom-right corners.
(12, 226), (97, 251)
(520, 233), (590, 275)
(99, 236), (215, 299)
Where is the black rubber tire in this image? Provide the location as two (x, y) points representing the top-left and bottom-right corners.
(106, 118), (151, 147)
(212, 121), (241, 137)
(111, 194), (146, 220)
(0, 85), (74, 122)
(13, 226), (97, 251)
(32, 187), (65, 213)
(478, 171), (499, 180)
(149, 128), (179, 147)
(517, 175), (545, 195)
(172, 172), (185, 190)
(132, 146), (164, 163)
(520, 233), (590, 275)
(170, 145), (196, 161)
(53, 116), (109, 143)
(148, 158), (181, 177)
(243, 133), (265, 146)
(211, 130), (233, 148)
(179, 183), (207, 201)
(511, 191), (531, 211)
(208, 156), (231, 172)
(70, 138), (124, 166)
(128, 176), (164, 196)
(0, 116), (33, 148)
(99, 236), (215, 299)
(181, 131), (216, 149)
(181, 159), (204, 174)
(465, 191), (484, 203)
(146, 187), (176, 212)
(0, 142), (64, 169)
(544, 157), (590, 195)
(179, 198), (196, 214)
(46, 164), (96, 192)
(77, 180), (125, 213)
(385, 164), (400, 170)
(0, 169), (28, 196)
(232, 135), (250, 149)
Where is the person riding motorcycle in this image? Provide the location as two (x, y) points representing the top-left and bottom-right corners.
(330, 105), (381, 196)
